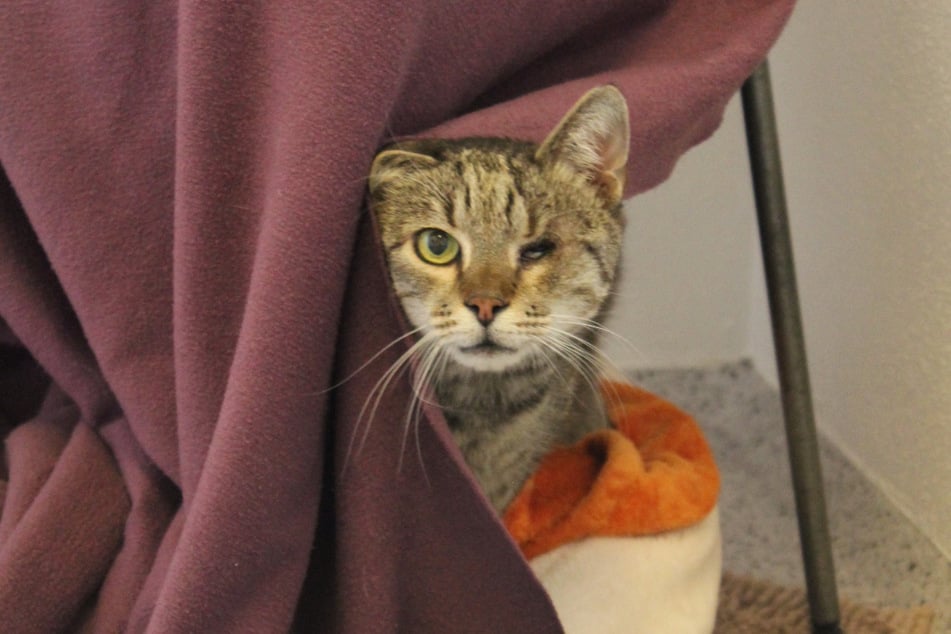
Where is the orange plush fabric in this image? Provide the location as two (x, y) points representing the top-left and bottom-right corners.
(503, 382), (720, 560)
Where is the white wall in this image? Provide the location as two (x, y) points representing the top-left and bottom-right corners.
(602, 97), (759, 370)
(768, 2), (951, 558)
(604, 2), (951, 557)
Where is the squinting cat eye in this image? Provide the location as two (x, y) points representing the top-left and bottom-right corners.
(519, 238), (556, 263)
(415, 228), (460, 265)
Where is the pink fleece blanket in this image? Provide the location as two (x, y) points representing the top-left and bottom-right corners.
(0, 2), (792, 631)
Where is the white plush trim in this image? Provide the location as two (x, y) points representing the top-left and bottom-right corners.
(530, 505), (722, 634)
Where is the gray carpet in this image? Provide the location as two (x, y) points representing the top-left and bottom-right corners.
(626, 361), (950, 632)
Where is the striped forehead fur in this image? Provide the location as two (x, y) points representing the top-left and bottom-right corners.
(370, 137), (622, 256)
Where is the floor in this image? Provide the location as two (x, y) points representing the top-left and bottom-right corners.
(626, 361), (950, 632)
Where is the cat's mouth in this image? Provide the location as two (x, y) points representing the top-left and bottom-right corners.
(452, 335), (530, 371)
(460, 339), (516, 355)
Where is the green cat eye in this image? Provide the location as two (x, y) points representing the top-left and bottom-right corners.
(415, 229), (460, 265)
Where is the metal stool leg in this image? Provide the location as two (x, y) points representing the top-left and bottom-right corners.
(741, 60), (843, 634)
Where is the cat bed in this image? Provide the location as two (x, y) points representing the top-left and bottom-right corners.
(505, 382), (722, 633)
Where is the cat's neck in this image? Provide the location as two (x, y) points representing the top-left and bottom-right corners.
(434, 352), (608, 512)
(435, 355), (559, 419)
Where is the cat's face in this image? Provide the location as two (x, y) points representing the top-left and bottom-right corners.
(369, 87), (629, 373)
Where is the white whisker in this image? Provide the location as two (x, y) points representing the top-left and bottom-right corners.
(530, 341), (574, 391)
(316, 325), (426, 395)
(399, 342), (444, 476)
(343, 332), (436, 474)
(403, 344), (450, 485)
(534, 329), (605, 404)
(532, 336), (607, 413)
(549, 313), (644, 359)
(546, 316), (644, 409)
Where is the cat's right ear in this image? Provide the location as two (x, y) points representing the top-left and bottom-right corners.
(536, 85), (630, 202)
(368, 149), (439, 193)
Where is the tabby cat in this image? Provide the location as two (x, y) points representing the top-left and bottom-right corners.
(368, 86), (629, 513)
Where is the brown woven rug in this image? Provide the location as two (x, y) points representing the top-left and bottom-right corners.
(717, 573), (936, 633)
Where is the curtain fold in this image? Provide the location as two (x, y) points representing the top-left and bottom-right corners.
(0, 1), (793, 631)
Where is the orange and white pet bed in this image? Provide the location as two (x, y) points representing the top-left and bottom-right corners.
(503, 382), (722, 633)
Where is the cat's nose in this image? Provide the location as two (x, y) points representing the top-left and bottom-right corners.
(465, 295), (508, 326)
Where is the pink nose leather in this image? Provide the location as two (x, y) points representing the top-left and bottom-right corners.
(466, 296), (507, 325)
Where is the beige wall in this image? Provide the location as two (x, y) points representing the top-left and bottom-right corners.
(767, 2), (951, 558)
(604, 2), (951, 557)
(603, 97), (756, 371)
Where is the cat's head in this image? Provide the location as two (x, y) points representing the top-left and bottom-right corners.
(369, 86), (629, 373)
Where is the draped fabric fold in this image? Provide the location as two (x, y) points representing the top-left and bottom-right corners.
(0, 1), (793, 631)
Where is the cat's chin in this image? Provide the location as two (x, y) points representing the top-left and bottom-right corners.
(450, 342), (531, 373)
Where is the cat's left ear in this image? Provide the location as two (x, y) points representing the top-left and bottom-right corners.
(368, 147), (439, 194)
(536, 85), (630, 201)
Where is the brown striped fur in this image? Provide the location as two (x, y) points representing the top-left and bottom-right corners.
(369, 86), (629, 512)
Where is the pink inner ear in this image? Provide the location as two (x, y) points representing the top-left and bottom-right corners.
(537, 87), (629, 195)
(573, 125), (627, 199)
(598, 130), (628, 182)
